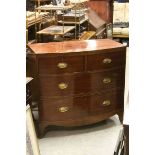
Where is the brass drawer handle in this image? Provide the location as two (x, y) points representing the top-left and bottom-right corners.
(58, 83), (68, 90)
(102, 100), (111, 106)
(57, 62), (68, 69)
(103, 58), (112, 64)
(59, 106), (69, 112)
(103, 78), (111, 84)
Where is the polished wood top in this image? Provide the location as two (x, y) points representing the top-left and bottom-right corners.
(28, 39), (126, 54)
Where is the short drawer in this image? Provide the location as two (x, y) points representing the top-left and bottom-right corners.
(89, 90), (124, 115)
(90, 69), (125, 91)
(38, 55), (85, 75)
(87, 51), (126, 71)
(39, 96), (88, 121)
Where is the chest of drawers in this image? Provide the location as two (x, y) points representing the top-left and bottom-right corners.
(27, 39), (126, 136)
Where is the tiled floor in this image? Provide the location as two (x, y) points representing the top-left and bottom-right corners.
(37, 47), (129, 155)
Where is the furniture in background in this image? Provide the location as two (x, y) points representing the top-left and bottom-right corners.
(36, 25), (76, 42)
(115, 0), (129, 2)
(123, 124), (129, 155)
(113, 127), (124, 155)
(26, 0), (114, 43)
(123, 96), (129, 155)
(113, 125), (129, 155)
(34, 4), (76, 42)
(113, 2), (129, 45)
(27, 76), (40, 136)
(87, 0), (113, 39)
(26, 11), (50, 44)
(79, 31), (96, 40)
(35, 1), (90, 41)
(87, 0), (113, 23)
(27, 39), (126, 137)
(26, 77), (33, 106)
(30, 0), (51, 7)
(114, 89), (129, 155)
(87, 9), (107, 39)
(26, 104), (40, 155)
(58, 0), (90, 40)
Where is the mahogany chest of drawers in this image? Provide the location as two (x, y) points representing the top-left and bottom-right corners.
(27, 39), (126, 136)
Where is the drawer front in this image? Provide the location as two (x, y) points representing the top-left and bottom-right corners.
(39, 69), (125, 97)
(38, 55), (85, 75)
(87, 51), (126, 71)
(39, 73), (90, 97)
(39, 90), (124, 121)
(90, 69), (125, 91)
(89, 91), (124, 115)
(39, 96), (88, 121)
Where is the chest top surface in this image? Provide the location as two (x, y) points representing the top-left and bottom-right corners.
(28, 39), (126, 54)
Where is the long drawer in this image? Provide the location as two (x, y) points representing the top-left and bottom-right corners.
(38, 55), (85, 75)
(39, 69), (125, 97)
(39, 90), (124, 122)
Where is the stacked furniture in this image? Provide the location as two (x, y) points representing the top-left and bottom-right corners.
(87, 0), (113, 23)
(87, 0), (113, 39)
(35, 4), (77, 42)
(30, 0), (51, 7)
(27, 39), (126, 136)
(87, 9), (107, 39)
(113, 2), (129, 40)
(26, 11), (50, 28)
(26, 0), (114, 42)
(26, 11), (50, 44)
(57, 11), (89, 39)
(36, 1), (90, 41)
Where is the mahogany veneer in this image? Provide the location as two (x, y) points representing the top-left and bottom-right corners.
(27, 39), (126, 136)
